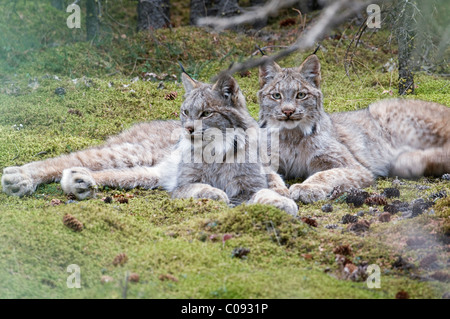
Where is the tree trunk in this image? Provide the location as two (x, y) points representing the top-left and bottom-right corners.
(86, 0), (100, 41)
(137, 0), (171, 31)
(51, 0), (65, 10)
(395, 1), (415, 95)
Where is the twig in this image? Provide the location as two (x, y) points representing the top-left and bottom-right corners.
(121, 272), (129, 299)
(344, 17), (369, 84)
(129, 58), (138, 76)
(106, 70), (120, 76)
(251, 45), (288, 56)
(292, 8), (306, 32)
(33, 151), (48, 157)
(267, 221), (281, 246)
(11, 142), (20, 161)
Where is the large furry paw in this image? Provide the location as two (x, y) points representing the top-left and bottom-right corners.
(289, 183), (328, 204)
(250, 189), (298, 216)
(61, 167), (97, 200)
(2, 166), (36, 197)
(198, 186), (230, 204)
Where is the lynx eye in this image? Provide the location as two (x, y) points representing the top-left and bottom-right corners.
(201, 110), (212, 118)
(296, 92), (306, 99)
(271, 92), (282, 100)
(183, 109), (189, 116)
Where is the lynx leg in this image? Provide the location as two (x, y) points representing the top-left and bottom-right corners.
(0, 150), (110, 197)
(1, 148), (109, 196)
(266, 171), (290, 197)
(1, 121), (178, 197)
(91, 166), (160, 190)
(391, 147), (450, 178)
(1, 140), (163, 197)
(171, 183), (230, 204)
(249, 188), (298, 216)
(290, 167), (374, 204)
(61, 166), (161, 200)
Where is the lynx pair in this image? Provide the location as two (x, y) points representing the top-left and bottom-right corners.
(2, 55), (449, 215)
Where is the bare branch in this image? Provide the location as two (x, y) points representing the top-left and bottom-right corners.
(211, 0), (381, 80)
(197, 0), (298, 31)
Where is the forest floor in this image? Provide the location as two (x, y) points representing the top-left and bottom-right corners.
(0, 1), (449, 298)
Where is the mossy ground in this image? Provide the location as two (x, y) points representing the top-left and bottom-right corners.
(0, 1), (449, 299)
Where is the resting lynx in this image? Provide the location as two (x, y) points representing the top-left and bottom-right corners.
(154, 72), (297, 214)
(2, 72), (297, 215)
(258, 54), (450, 203)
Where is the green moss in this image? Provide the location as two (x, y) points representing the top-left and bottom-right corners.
(434, 196), (450, 218)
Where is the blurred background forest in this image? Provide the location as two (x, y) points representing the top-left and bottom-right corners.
(0, 0), (448, 93)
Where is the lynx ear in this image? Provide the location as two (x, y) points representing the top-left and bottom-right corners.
(213, 73), (239, 99)
(298, 55), (321, 88)
(212, 74), (245, 108)
(259, 59), (282, 88)
(181, 72), (199, 93)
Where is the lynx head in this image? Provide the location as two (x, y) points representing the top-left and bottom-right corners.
(180, 72), (254, 152)
(258, 55), (323, 136)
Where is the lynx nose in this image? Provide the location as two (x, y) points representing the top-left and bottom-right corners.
(282, 108), (295, 117)
(185, 125), (194, 134)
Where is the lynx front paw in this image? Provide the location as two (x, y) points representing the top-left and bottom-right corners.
(289, 183), (328, 204)
(2, 166), (36, 197)
(61, 167), (97, 200)
(200, 186), (230, 204)
(250, 189), (298, 216)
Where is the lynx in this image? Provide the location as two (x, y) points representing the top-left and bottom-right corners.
(258, 54), (450, 203)
(2, 72), (297, 215)
(154, 72), (297, 214)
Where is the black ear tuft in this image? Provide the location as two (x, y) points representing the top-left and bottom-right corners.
(178, 61), (187, 74)
(312, 44), (320, 55)
(181, 72), (199, 93)
(259, 58), (282, 88)
(298, 55), (321, 88)
(256, 44), (266, 56)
